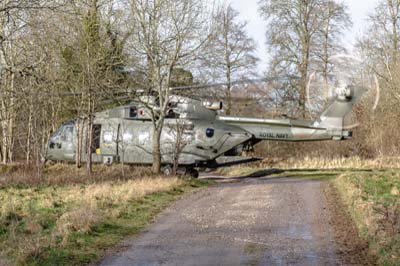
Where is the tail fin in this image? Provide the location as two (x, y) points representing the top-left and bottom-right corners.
(314, 85), (364, 130)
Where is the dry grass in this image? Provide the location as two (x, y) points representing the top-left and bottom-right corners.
(0, 163), (154, 188)
(0, 165), (187, 265)
(216, 156), (400, 178)
(259, 156), (400, 169)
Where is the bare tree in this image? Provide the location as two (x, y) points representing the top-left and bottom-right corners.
(55, 0), (128, 174)
(0, 0), (69, 163)
(359, 0), (400, 87)
(357, 0), (400, 156)
(316, 0), (351, 95)
(259, 0), (350, 118)
(163, 119), (190, 176)
(128, 0), (212, 173)
(0, 0), (133, 168)
(0, 0), (49, 164)
(200, 4), (258, 115)
(260, 0), (323, 117)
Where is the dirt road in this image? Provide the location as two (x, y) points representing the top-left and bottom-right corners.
(99, 175), (373, 266)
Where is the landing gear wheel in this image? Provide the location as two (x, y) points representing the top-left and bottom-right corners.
(162, 165), (173, 176)
(186, 168), (199, 178)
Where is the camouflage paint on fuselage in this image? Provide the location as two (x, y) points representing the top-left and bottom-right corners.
(46, 91), (356, 168)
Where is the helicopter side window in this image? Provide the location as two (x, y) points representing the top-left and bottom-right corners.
(103, 131), (114, 143)
(122, 132), (133, 143)
(138, 131), (150, 145)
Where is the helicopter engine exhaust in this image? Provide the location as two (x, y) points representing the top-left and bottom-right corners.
(203, 101), (223, 111)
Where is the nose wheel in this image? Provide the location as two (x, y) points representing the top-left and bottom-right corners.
(162, 165), (173, 176)
(162, 165), (199, 178)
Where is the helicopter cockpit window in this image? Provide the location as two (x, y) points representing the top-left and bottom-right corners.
(166, 109), (180, 119)
(49, 126), (66, 149)
(61, 126), (74, 142)
(165, 100), (180, 119)
(103, 131), (113, 143)
(129, 107), (137, 118)
(50, 131), (61, 142)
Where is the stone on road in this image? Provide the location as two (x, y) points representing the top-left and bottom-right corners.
(99, 175), (372, 266)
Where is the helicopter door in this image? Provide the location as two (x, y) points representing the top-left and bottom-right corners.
(90, 124), (102, 163)
(91, 125), (101, 154)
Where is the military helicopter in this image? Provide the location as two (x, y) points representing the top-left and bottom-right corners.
(45, 81), (361, 177)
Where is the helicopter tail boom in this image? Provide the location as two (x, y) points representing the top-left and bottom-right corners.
(218, 116), (352, 142)
(218, 85), (362, 142)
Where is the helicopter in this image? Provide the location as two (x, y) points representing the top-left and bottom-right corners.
(45, 82), (361, 178)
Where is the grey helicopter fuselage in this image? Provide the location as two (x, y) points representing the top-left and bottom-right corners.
(45, 90), (355, 169)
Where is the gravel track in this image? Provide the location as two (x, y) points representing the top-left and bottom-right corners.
(99, 175), (373, 266)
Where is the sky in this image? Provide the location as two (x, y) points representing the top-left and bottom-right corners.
(227, 0), (380, 72)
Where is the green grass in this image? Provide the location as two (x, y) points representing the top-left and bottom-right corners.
(355, 172), (399, 205)
(0, 177), (212, 266)
(335, 170), (400, 266)
(26, 191), (181, 266)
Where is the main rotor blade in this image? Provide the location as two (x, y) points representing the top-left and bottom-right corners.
(0, 76), (300, 99)
(169, 76), (300, 91)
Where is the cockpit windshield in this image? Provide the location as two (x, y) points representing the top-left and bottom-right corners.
(50, 127), (62, 141)
(50, 123), (74, 143)
(61, 126), (74, 142)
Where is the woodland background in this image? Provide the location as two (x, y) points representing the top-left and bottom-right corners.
(0, 0), (399, 169)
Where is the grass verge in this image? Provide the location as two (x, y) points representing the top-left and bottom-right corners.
(334, 171), (400, 266)
(0, 168), (211, 266)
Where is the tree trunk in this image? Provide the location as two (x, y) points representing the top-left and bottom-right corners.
(152, 127), (162, 174)
(389, 2), (399, 65)
(76, 119), (82, 168)
(299, 36), (310, 119)
(226, 65), (232, 115)
(86, 115), (93, 176)
(224, 14), (232, 116)
(26, 103), (33, 164)
(323, 16), (330, 99)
